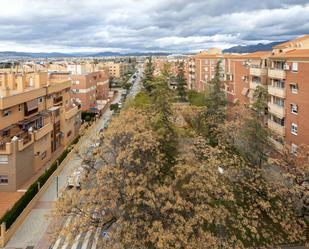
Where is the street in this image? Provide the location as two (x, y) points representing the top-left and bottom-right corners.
(3, 65), (144, 249)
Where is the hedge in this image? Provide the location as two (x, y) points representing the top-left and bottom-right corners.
(0, 135), (81, 229)
(81, 112), (96, 122)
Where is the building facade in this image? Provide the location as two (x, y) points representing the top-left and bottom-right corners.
(0, 71), (81, 192)
(190, 35), (309, 152)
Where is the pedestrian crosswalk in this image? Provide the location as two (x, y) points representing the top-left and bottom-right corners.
(50, 216), (104, 249)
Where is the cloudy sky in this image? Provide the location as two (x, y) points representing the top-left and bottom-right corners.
(0, 0), (309, 53)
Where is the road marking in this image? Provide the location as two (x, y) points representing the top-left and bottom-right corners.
(52, 216), (73, 249)
(90, 227), (101, 249)
(70, 233), (82, 249)
(81, 230), (92, 249)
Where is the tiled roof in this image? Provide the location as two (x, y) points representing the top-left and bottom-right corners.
(271, 49), (309, 59)
(273, 35), (309, 49)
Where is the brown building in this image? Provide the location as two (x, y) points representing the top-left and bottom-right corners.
(190, 35), (309, 153)
(71, 70), (109, 112)
(0, 71), (81, 192)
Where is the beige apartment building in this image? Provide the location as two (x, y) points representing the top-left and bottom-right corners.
(0, 71), (81, 192)
(100, 61), (129, 79)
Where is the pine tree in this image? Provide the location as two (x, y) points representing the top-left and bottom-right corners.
(176, 61), (187, 101)
(142, 57), (155, 94)
(204, 60), (227, 146)
(239, 85), (270, 167)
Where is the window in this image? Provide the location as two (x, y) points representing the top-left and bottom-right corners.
(290, 83), (298, 94)
(291, 123), (298, 135)
(291, 103), (298, 114)
(273, 96), (285, 107)
(0, 175), (8, 184)
(0, 155), (8, 164)
(3, 109), (12, 117)
(291, 143), (298, 154)
(18, 104), (22, 112)
(292, 62), (298, 72)
(38, 97), (44, 103)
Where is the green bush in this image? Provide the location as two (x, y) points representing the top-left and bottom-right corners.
(0, 135), (80, 229)
(81, 112), (96, 122)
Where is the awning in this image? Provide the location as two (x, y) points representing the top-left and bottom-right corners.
(241, 87), (249, 96)
(26, 99), (38, 111)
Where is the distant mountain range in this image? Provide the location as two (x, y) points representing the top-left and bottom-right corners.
(0, 51), (171, 59)
(223, 41), (286, 53)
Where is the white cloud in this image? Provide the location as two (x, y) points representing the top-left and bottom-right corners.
(0, 0), (308, 52)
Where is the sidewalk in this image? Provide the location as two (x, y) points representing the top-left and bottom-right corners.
(2, 91), (123, 249)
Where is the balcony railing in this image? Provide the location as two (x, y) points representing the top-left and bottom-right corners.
(268, 102), (285, 118)
(64, 106), (79, 120)
(0, 142), (12, 155)
(18, 133), (34, 151)
(268, 85), (286, 98)
(250, 67), (267, 76)
(34, 123), (53, 141)
(268, 119), (285, 136)
(268, 68), (286, 79)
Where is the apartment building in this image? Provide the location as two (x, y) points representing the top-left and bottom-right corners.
(153, 58), (190, 90)
(267, 35), (309, 151)
(100, 61), (129, 79)
(190, 35), (309, 152)
(71, 70), (109, 112)
(225, 52), (271, 106)
(193, 48), (224, 92)
(0, 71), (81, 192)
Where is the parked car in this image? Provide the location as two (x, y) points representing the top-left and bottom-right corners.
(66, 168), (83, 190)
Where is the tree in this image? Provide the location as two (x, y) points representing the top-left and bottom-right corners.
(175, 61), (187, 101)
(203, 61), (227, 146)
(142, 57), (155, 94)
(53, 67), (307, 249)
(238, 86), (271, 167)
(53, 109), (307, 248)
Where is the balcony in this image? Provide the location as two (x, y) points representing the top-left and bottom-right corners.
(269, 137), (284, 152)
(17, 133), (34, 151)
(268, 119), (285, 136)
(46, 80), (71, 94)
(0, 88), (45, 110)
(64, 106), (79, 120)
(268, 102), (285, 118)
(0, 142), (12, 155)
(249, 81), (261, 90)
(34, 123), (53, 141)
(250, 67), (268, 77)
(268, 85), (286, 98)
(268, 69), (286, 79)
